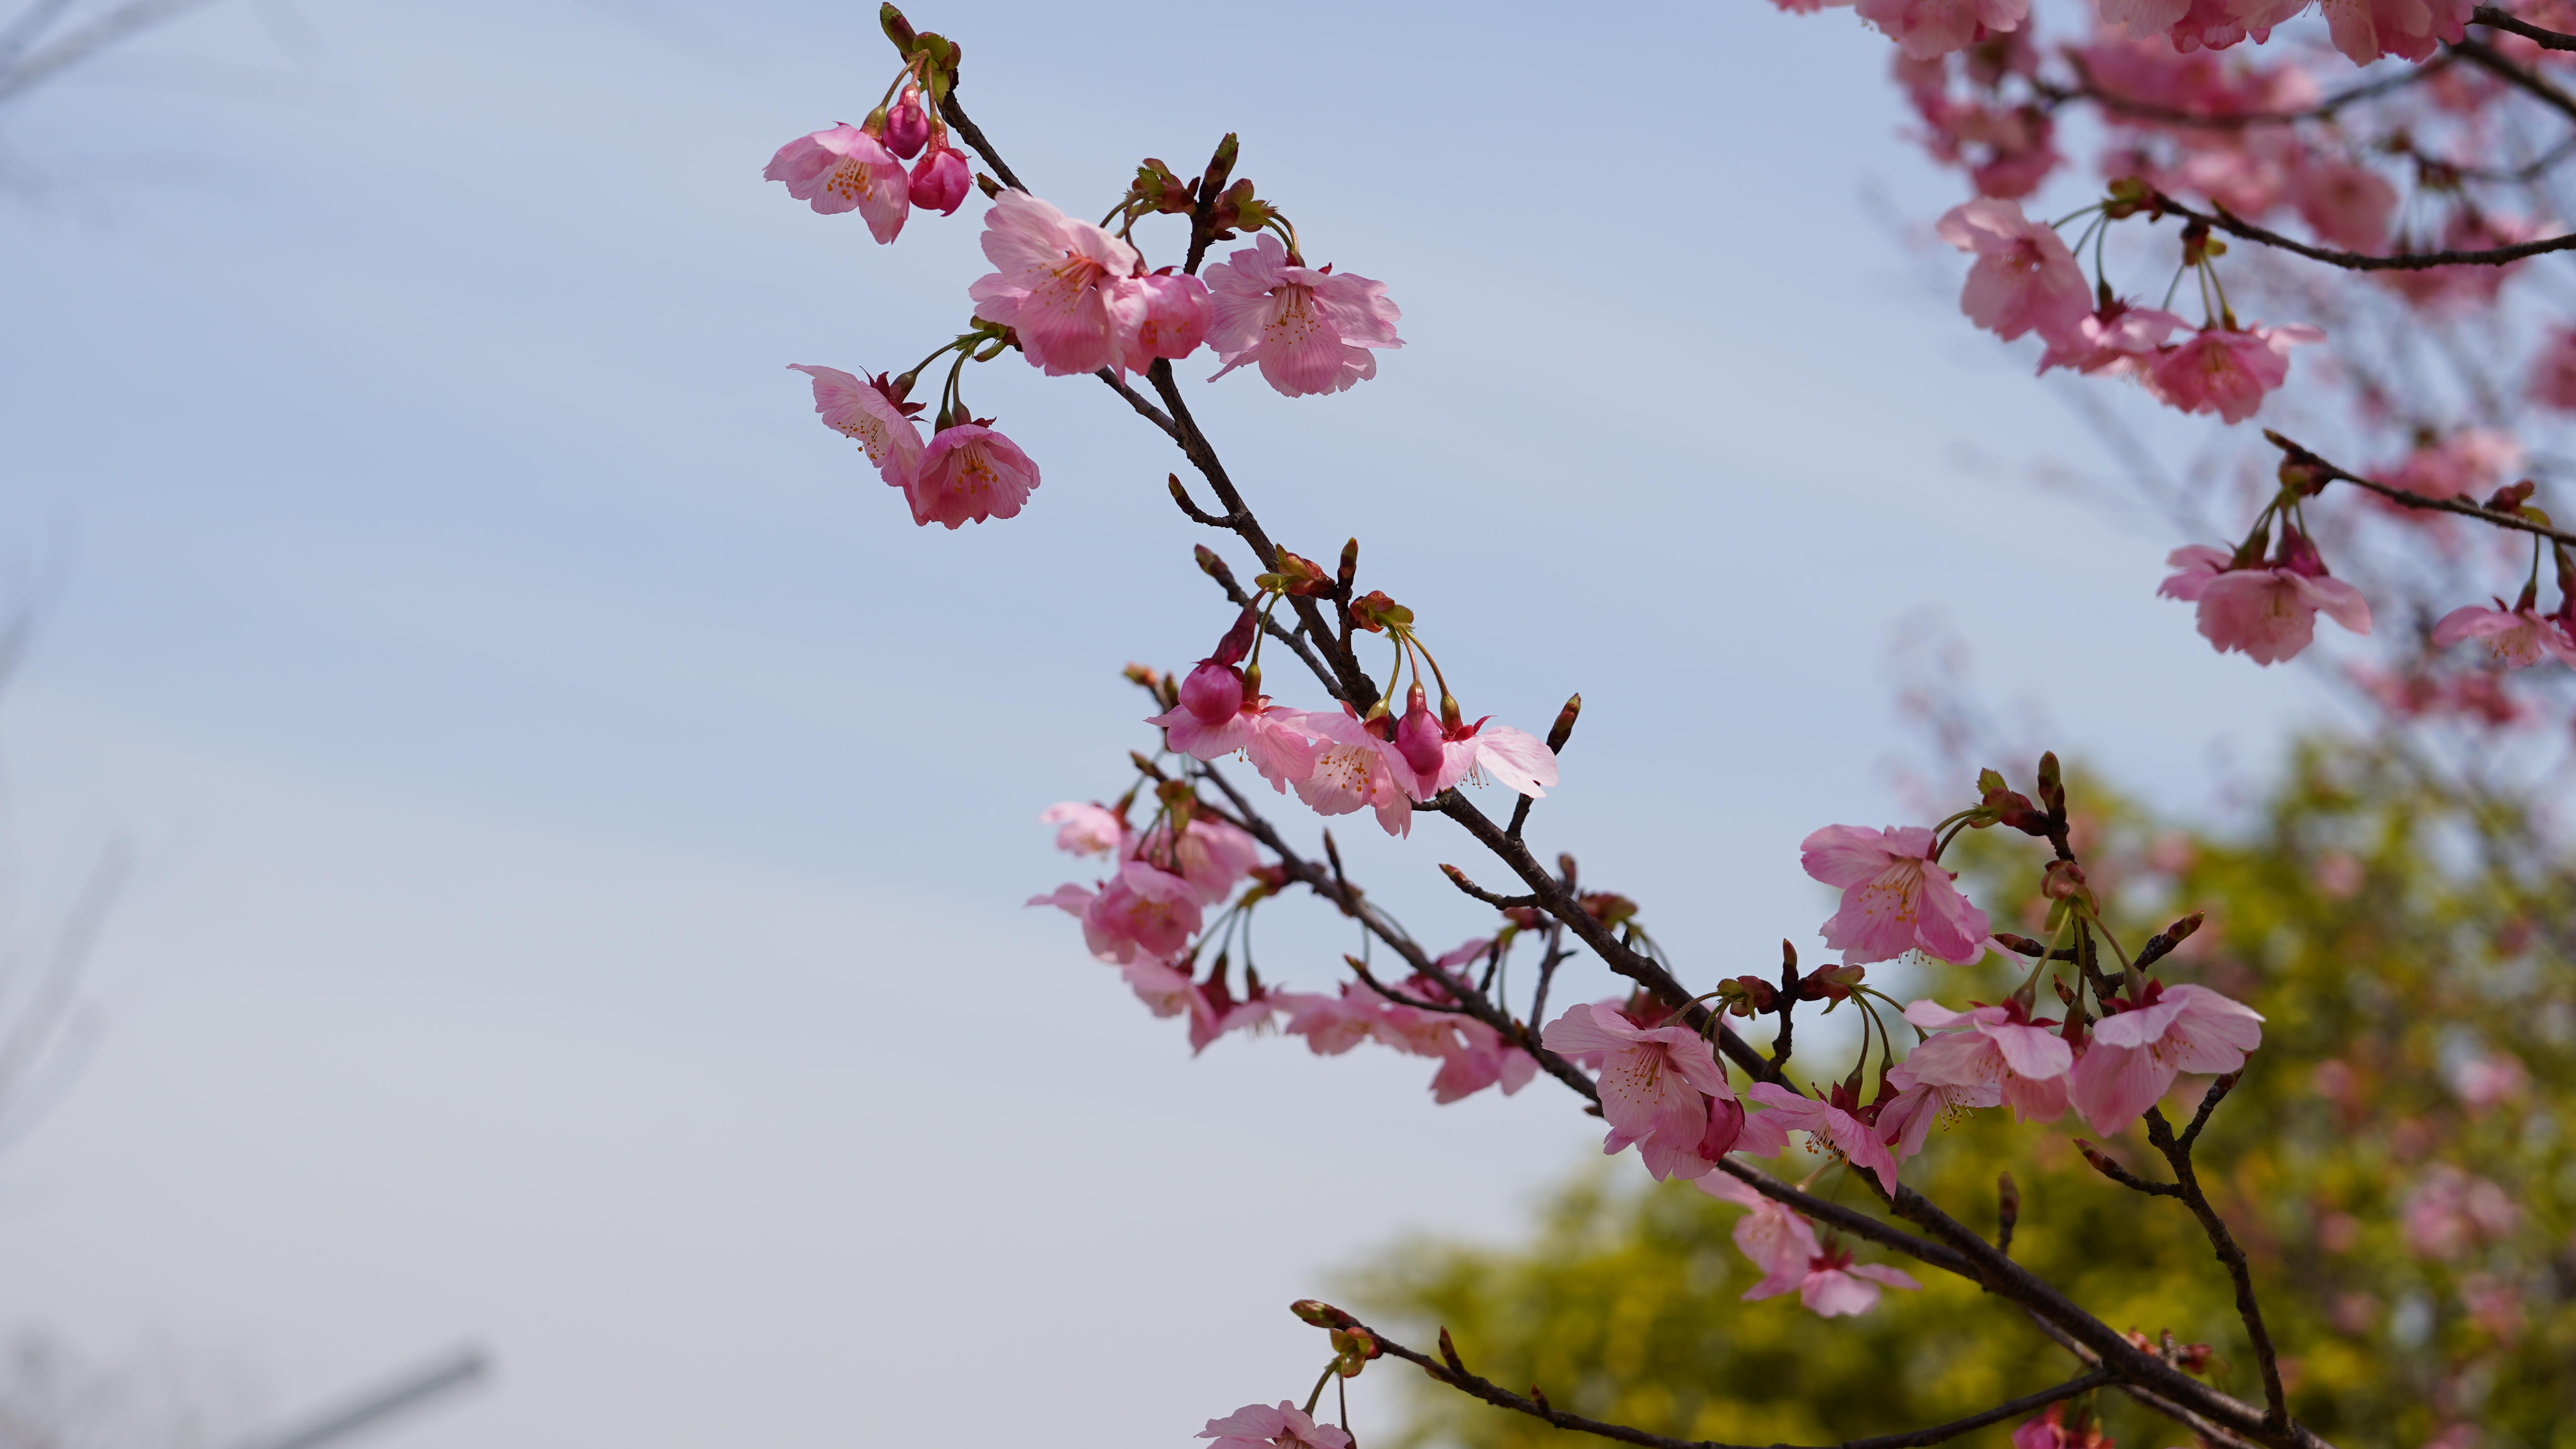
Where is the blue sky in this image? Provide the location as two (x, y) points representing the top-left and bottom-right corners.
(0, 2), (2341, 1445)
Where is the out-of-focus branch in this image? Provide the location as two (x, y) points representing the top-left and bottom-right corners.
(2045, 52), (2446, 129)
(2448, 35), (2576, 122)
(0, 0), (223, 107)
(1358, 1315), (2113, 1449)
(2149, 189), (2576, 270)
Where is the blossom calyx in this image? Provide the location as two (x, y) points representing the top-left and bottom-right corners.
(1256, 548), (1334, 599)
(1328, 1327), (1379, 1376)
(1717, 976), (1779, 1017)
(2040, 859), (2093, 907)
(1801, 964), (1865, 1003)
(1972, 768), (2049, 835)
(1579, 892), (1639, 930)
(1348, 590), (1411, 631)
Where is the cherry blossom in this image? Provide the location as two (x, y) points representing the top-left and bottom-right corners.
(1877, 1061), (2001, 1163)
(1856, 0), (2027, 59)
(2532, 327), (2576, 411)
(908, 140), (972, 215)
(2432, 601), (2576, 669)
(2400, 1164), (2521, 1259)
(1899, 998), (2073, 1122)
(907, 422), (1040, 529)
(2035, 300), (2188, 376)
(1934, 198), (2089, 346)
(967, 191), (1146, 377)
(1133, 816), (1263, 906)
(1697, 1170), (1821, 1300)
(1030, 861), (1203, 965)
(2141, 323), (2323, 424)
(1541, 1002), (1739, 1181)
(1374, 685), (1560, 805)
(2158, 538), (2372, 666)
(2290, 158), (2397, 252)
(763, 123), (910, 242)
(1201, 1402), (1353, 1449)
(1117, 270), (1216, 374)
(1280, 981), (1454, 1059)
(2066, 981), (2265, 1135)
(1744, 1082), (1905, 1194)
(1291, 707), (1417, 838)
(1799, 824), (1992, 965)
(1430, 1018), (1542, 1103)
(2320, 0), (2473, 64)
(787, 364), (923, 488)
(1149, 615), (1322, 791)
(1038, 801), (1126, 857)
(1203, 233), (1403, 397)
(2012, 1404), (2109, 1449)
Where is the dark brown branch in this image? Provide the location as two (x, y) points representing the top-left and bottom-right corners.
(2143, 1104), (2289, 1430)
(2266, 432), (2576, 546)
(2179, 1071), (2239, 1152)
(2150, 189), (2576, 270)
(1098, 370), (1182, 442)
(2075, 1138), (2183, 1198)
(2019, 1313), (2265, 1449)
(1712, 1161), (1975, 1278)
(2046, 52), (2444, 129)
(1166, 471), (1244, 528)
(1438, 863), (1537, 910)
(2473, 4), (2576, 48)
(1361, 1316), (2111, 1449)
(2448, 35), (2576, 124)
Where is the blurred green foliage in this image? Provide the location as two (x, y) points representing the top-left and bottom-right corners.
(1349, 738), (2576, 1449)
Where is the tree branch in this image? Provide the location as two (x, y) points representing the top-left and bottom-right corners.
(2264, 431), (2576, 546)
(2149, 189), (2576, 271)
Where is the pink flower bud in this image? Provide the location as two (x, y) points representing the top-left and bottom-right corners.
(1696, 1093), (1745, 1159)
(1180, 660), (1246, 725)
(885, 88), (931, 160)
(909, 143), (971, 215)
(1393, 687), (1445, 777)
(1213, 607), (1257, 667)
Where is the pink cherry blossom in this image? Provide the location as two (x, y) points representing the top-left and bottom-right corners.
(908, 140), (972, 215)
(2379, 428), (2522, 509)
(1280, 981), (1455, 1059)
(1203, 233), (1403, 397)
(2400, 1164), (2520, 1259)
(1698, 1171), (1820, 1298)
(1039, 862), (1202, 965)
(1371, 687), (1560, 805)
(1900, 998), (2074, 1122)
(763, 124), (910, 242)
(1131, 816), (1263, 907)
(1799, 824), (1992, 966)
(1794, 1250), (1921, 1317)
(1856, 0), (2028, 59)
(1876, 1062), (2002, 1163)
(1935, 198), (2090, 346)
(967, 191), (1145, 377)
(787, 364), (923, 487)
(883, 88), (930, 160)
(2192, 565), (2372, 665)
(2067, 981), (2265, 1135)
(2432, 601), (2576, 668)
(1745, 1082), (1905, 1194)
(1541, 1002), (1739, 1181)
(2320, 0), (2472, 64)
(1200, 1402), (1353, 1449)
(1291, 707), (1416, 838)
(2290, 158), (2397, 252)
(2012, 1404), (2108, 1449)
(1430, 1018), (1542, 1103)
(906, 423), (1040, 529)
(2532, 328), (2576, 410)
(2035, 300), (2188, 376)
(1116, 270), (1215, 373)
(2141, 323), (2323, 424)
(1038, 801), (1127, 857)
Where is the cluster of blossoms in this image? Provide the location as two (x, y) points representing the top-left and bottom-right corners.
(770, 46), (1402, 532)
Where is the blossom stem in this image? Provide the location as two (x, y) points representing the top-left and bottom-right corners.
(1301, 1362), (1336, 1417)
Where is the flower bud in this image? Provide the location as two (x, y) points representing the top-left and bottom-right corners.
(1290, 1299), (1354, 1328)
(909, 142), (972, 215)
(1800, 964), (1865, 1002)
(1716, 975), (1778, 1017)
(1696, 1093), (1746, 1158)
(1213, 607), (1258, 667)
(1180, 659), (1246, 725)
(1394, 685), (1446, 776)
(885, 87), (931, 159)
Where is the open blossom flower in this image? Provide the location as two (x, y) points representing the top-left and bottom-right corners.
(2432, 600), (2576, 669)
(1800, 824), (1991, 965)
(1201, 1402), (1352, 1449)
(787, 364), (923, 487)
(2067, 981), (2265, 1135)
(1900, 998), (2073, 1122)
(1117, 270), (1215, 374)
(2035, 300), (2187, 376)
(1028, 862), (1203, 965)
(1148, 615), (1321, 791)
(1697, 1174), (1917, 1315)
(1203, 233), (1402, 397)
(1856, 0), (2027, 59)
(1431, 1017), (1542, 1103)
(1877, 1061), (2001, 1163)
(2158, 538), (2371, 666)
(1745, 1082), (1904, 1194)
(763, 124), (910, 242)
(1132, 817), (1262, 907)
(1375, 687), (1560, 805)
(1292, 707), (1417, 838)
(2142, 323), (2324, 424)
(906, 422), (1040, 529)
(1280, 981), (1456, 1059)
(2096, 0), (2294, 48)
(1935, 198), (2089, 346)
(967, 191), (1147, 376)
(2321, 0), (2472, 63)
(1038, 801), (1126, 857)
(1541, 1003), (1739, 1181)
(2012, 1404), (2111, 1449)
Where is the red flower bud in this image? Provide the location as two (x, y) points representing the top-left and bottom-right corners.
(885, 87), (931, 158)
(1180, 659), (1245, 725)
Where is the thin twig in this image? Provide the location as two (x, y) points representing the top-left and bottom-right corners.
(2151, 189), (2576, 270)
(2142, 1106), (2290, 1429)
(2267, 431), (2576, 546)
(2473, 6), (2576, 52)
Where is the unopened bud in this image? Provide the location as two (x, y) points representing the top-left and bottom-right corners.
(1291, 1299), (1354, 1328)
(1337, 537), (1358, 590)
(1545, 693), (1582, 754)
(1801, 964), (1865, 1002)
(1997, 1171), (2020, 1234)
(1179, 659), (1246, 726)
(885, 87), (930, 158)
(1213, 606), (1258, 667)
(1716, 975), (1777, 1017)
(1393, 686), (1445, 776)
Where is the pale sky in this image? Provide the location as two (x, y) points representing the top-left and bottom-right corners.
(0, 2), (2335, 1446)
